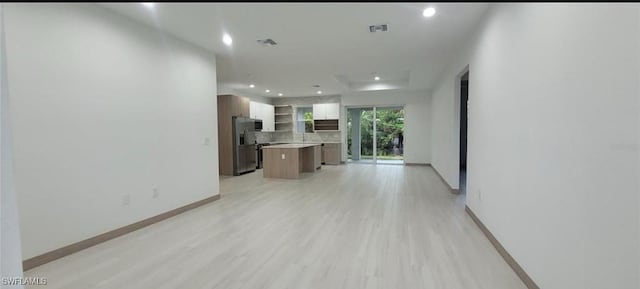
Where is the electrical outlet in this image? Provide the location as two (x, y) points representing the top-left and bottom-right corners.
(122, 194), (130, 206)
(478, 190), (483, 202)
(281, 154), (286, 160)
(152, 188), (159, 199)
(203, 137), (211, 146)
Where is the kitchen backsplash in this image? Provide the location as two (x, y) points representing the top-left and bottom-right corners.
(255, 94), (342, 144)
(256, 131), (341, 143)
(293, 132), (341, 143)
(255, 131), (274, 144)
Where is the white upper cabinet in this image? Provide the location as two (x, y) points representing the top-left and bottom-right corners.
(249, 101), (258, 119)
(325, 103), (340, 120)
(263, 104), (275, 132)
(312, 103), (326, 120)
(249, 101), (275, 132)
(313, 103), (340, 120)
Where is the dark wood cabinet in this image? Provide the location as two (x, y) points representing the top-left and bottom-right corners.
(232, 96), (250, 118)
(323, 143), (342, 165)
(313, 119), (338, 131)
(217, 94), (251, 176)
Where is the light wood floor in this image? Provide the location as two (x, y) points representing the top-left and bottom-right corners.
(25, 164), (526, 289)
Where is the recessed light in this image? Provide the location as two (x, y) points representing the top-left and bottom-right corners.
(265, 89), (270, 93)
(278, 93), (283, 96)
(423, 7), (436, 18)
(141, 3), (155, 8)
(249, 84), (255, 88)
(374, 76), (380, 81)
(222, 34), (233, 46)
(317, 90), (323, 95)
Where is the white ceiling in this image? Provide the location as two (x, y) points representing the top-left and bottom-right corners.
(101, 3), (489, 97)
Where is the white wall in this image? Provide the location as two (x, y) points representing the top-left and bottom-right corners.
(0, 3), (24, 288)
(342, 89), (431, 164)
(430, 4), (640, 289)
(4, 4), (219, 259)
(430, 69), (463, 188)
(217, 83), (272, 104)
(638, 10), (640, 283)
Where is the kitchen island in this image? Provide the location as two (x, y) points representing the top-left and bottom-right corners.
(262, 143), (322, 179)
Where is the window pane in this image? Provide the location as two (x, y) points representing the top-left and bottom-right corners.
(296, 107), (313, 133)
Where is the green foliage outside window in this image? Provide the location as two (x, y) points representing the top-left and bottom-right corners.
(347, 108), (404, 160)
(304, 111), (313, 132)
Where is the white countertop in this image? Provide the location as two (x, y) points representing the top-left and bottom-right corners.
(262, 141), (341, 145)
(262, 143), (322, 149)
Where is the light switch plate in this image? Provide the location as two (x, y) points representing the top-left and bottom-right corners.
(281, 154), (285, 160)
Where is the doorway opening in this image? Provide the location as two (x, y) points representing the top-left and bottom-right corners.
(459, 71), (469, 194)
(347, 106), (404, 165)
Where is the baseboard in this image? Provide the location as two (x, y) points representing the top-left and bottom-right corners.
(431, 165), (459, 194)
(465, 206), (540, 289)
(404, 162), (431, 166)
(23, 194), (221, 271)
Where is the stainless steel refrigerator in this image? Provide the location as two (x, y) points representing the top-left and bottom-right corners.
(232, 116), (257, 175)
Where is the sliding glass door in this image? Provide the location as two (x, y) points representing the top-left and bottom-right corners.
(375, 107), (404, 164)
(347, 107), (374, 163)
(347, 106), (404, 164)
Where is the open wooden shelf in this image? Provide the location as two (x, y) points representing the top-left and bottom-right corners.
(274, 106), (293, 132)
(274, 105), (293, 114)
(313, 119), (339, 131)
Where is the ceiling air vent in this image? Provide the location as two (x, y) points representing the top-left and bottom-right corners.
(369, 24), (388, 33)
(257, 38), (278, 46)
